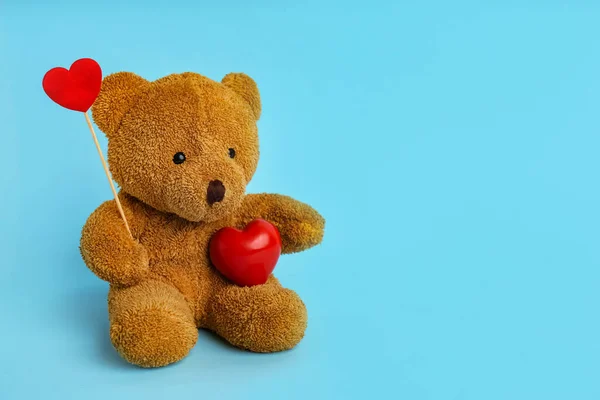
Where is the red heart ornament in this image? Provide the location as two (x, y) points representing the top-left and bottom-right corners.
(42, 58), (102, 112)
(209, 219), (282, 287)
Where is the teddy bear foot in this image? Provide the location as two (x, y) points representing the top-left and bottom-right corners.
(108, 280), (198, 368)
(207, 283), (308, 353)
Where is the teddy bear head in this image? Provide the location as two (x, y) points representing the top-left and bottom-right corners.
(91, 71), (261, 222)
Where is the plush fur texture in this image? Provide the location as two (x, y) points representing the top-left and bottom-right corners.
(80, 71), (324, 368)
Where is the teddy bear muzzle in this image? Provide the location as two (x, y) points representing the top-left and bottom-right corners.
(207, 180), (226, 205)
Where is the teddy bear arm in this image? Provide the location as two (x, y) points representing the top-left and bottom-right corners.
(80, 200), (149, 286)
(236, 193), (325, 254)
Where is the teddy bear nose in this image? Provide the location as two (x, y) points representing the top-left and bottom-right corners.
(207, 180), (226, 205)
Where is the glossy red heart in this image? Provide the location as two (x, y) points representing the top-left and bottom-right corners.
(42, 58), (102, 112)
(209, 219), (282, 287)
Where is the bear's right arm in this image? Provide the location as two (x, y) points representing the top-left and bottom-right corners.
(80, 199), (149, 287)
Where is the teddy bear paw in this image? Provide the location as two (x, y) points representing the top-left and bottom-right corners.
(208, 286), (308, 353)
(110, 306), (198, 368)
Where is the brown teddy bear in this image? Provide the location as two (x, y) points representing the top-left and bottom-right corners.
(79, 71), (325, 368)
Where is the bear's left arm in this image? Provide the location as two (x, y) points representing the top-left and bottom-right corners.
(235, 194), (325, 254)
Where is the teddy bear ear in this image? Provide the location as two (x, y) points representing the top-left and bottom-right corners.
(221, 73), (261, 120)
(91, 72), (149, 137)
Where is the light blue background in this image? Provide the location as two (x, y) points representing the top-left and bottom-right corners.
(1, 1), (599, 399)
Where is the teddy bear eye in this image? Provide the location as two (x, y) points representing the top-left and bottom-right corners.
(228, 148), (236, 159)
(173, 152), (186, 164)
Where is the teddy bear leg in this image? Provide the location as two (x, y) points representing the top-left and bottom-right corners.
(206, 281), (307, 352)
(108, 279), (198, 368)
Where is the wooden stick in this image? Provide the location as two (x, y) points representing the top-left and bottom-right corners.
(84, 111), (133, 238)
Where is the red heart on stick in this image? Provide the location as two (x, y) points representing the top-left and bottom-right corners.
(209, 219), (282, 287)
(42, 58), (102, 112)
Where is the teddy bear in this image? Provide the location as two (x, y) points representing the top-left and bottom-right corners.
(79, 70), (325, 368)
